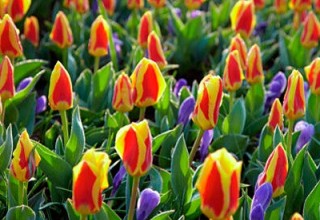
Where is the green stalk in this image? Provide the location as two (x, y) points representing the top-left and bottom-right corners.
(59, 110), (69, 146)
(80, 214), (87, 220)
(286, 119), (294, 165)
(127, 176), (140, 220)
(63, 48), (69, 70)
(94, 56), (100, 74)
(316, 95), (320, 122)
(189, 129), (205, 167)
(18, 181), (24, 205)
(139, 107), (146, 121)
(229, 91), (235, 114)
(1, 99), (5, 124)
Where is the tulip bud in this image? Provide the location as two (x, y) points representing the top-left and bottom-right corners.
(229, 34), (247, 70)
(185, 0), (205, 10)
(230, 0), (256, 38)
(148, 0), (166, 8)
(88, 15), (110, 57)
(223, 50), (245, 92)
(305, 58), (320, 95)
(48, 61), (73, 111)
(7, 0), (31, 22)
(0, 14), (23, 58)
(291, 212), (304, 220)
(64, 0), (89, 13)
(257, 143), (288, 197)
(131, 58), (166, 107)
(192, 74), (223, 130)
(24, 16), (40, 47)
(112, 72), (134, 112)
(0, 0), (9, 19)
(283, 70), (305, 120)
(178, 96), (195, 126)
(246, 44), (264, 84)
(115, 120), (152, 177)
(301, 11), (320, 48)
(267, 98), (283, 132)
(136, 188), (160, 220)
(10, 130), (41, 182)
(0, 56), (15, 101)
(138, 11), (153, 49)
(128, 0), (144, 9)
(147, 31), (167, 69)
(72, 149), (111, 215)
(289, 0), (311, 12)
(50, 11), (73, 49)
(102, 0), (116, 16)
(315, 0), (320, 13)
(274, 0), (287, 13)
(196, 148), (242, 220)
(254, 0), (265, 10)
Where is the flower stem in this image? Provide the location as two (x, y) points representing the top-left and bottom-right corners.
(229, 91), (235, 115)
(59, 110), (69, 146)
(18, 181), (24, 205)
(128, 176), (140, 220)
(63, 48), (68, 70)
(1, 99), (5, 125)
(80, 214), (87, 220)
(94, 56), (100, 74)
(139, 107), (146, 121)
(316, 95), (320, 122)
(189, 129), (205, 167)
(287, 119), (294, 165)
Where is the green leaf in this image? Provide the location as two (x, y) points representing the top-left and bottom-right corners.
(94, 203), (121, 220)
(155, 77), (172, 115)
(151, 210), (175, 220)
(303, 180), (320, 220)
(6, 205), (36, 220)
(288, 29), (310, 67)
(0, 125), (13, 173)
(16, 92), (37, 134)
(211, 134), (249, 158)
(258, 125), (273, 162)
(153, 125), (182, 153)
(149, 167), (163, 193)
(245, 82), (265, 117)
(184, 195), (201, 219)
(265, 196), (286, 220)
(65, 199), (79, 220)
(279, 32), (290, 68)
(65, 106), (85, 166)
(222, 98), (246, 134)
(14, 59), (47, 84)
(302, 153), (317, 199)
(306, 93), (320, 124)
(74, 69), (92, 106)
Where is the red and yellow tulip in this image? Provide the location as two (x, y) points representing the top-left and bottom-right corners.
(283, 70), (305, 120)
(230, 0), (256, 38)
(229, 34), (247, 70)
(64, 0), (89, 14)
(289, 0), (311, 12)
(102, 0), (116, 16)
(148, 0), (166, 8)
(246, 44), (264, 84)
(192, 74), (223, 131)
(315, 0), (320, 13)
(147, 31), (167, 69)
(48, 61), (73, 111)
(196, 148), (242, 220)
(138, 11), (153, 49)
(291, 213), (304, 220)
(24, 16), (40, 47)
(7, 0), (31, 22)
(223, 50), (245, 92)
(305, 58), (320, 95)
(254, 0), (265, 10)
(128, 0), (144, 9)
(10, 130), (41, 182)
(0, 14), (23, 58)
(185, 0), (205, 10)
(88, 15), (109, 57)
(257, 143), (288, 197)
(268, 98), (283, 132)
(72, 149), (111, 215)
(131, 58), (166, 107)
(115, 120), (152, 177)
(112, 72), (134, 112)
(300, 11), (320, 48)
(0, 0), (9, 18)
(0, 56), (15, 101)
(50, 11), (73, 49)
(274, 0), (287, 13)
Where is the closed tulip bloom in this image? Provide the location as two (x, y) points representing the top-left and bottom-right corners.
(254, 0), (265, 9)
(0, 0), (9, 18)
(50, 11), (73, 49)
(274, 0), (287, 13)
(283, 70), (305, 120)
(7, 0), (31, 22)
(230, 0), (256, 38)
(88, 15), (109, 57)
(131, 58), (166, 107)
(246, 44), (264, 84)
(196, 148), (242, 220)
(301, 12), (320, 48)
(0, 14), (23, 58)
(305, 58), (320, 95)
(0, 56), (15, 101)
(291, 213), (304, 220)
(10, 130), (41, 182)
(267, 99), (283, 132)
(115, 120), (152, 177)
(289, 0), (311, 12)
(229, 34), (247, 70)
(185, 0), (205, 10)
(24, 16), (40, 47)
(138, 11), (153, 49)
(48, 61), (73, 111)
(102, 0), (116, 16)
(257, 144), (288, 197)
(112, 73), (134, 112)
(315, 0), (320, 13)
(148, 0), (166, 8)
(192, 74), (223, 130)
(72, 149), (111, 215)
(223, 50), (245, 92)
(128, 0), (144, 9)
(147, 31), (167, 69)
(64, 0), (89, 13)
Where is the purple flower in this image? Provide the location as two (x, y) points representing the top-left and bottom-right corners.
(36, 95), (47, 114)
(187, 10), (203, 19)
(91, 0), (98, 15)
(294, 121), (315, 153)
(264, 72), (287, 111)
(174, 79), (188, 97)
(168, 8), (182, 35)
(250, 204), (264, 220)
(250, 183), (272, 220)
(304, 82), (309, 101)
(178, 96), (195, 126)
(17, 77), (32, 92)
(136, 188), (160, 220)
(111, 166), (126, 196)
(199, 129), (214, 161)
(112, 33), (123, 56)
(253, 21), (268, 37)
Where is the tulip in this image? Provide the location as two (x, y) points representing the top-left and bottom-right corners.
(50, 11), (73, 49)
(24, 16), (40, 47)
(136, 188), (160, 220)
(137, 11), (153, 49)
(72, 148), (111, 215)
(131, 58), (166, 108)
(223, 50), (245, 92)
(128, 0), (144, 9)
(294, 121), (314, 152)
(7, 0), (31, 22)
(178, 96), (195, 126)
(88, 15), (110, 57)
(147, 31), (167, 69)
(148, 0), (165, 8)
(229, 34), (247, 70)
(246, 44), (264, 85)
(305, 58), (320, 95)
(0, 14), (23, 58)
(257, 144), (288, 197)
(0, 56), (15, 101)
(10, 130), (41, 182)
(291, 213), (304, 220)
(315, 0), (320, 13)
(301, 11), (320, 48)
(102, 0), (116, 16)
(112, 72), (134, 113)
(0, 0), (9, 18)
(274, 0), (287, 13)
(254, 0), (265, 10)
(230, 0), (256, 38)
(185, 0), (205, 10)
(196, 148), (242, 220)
(289, 0), (311, 12)
(267, 98), (283, 132)
(64, 0), (89, 13)
(173, 78), (188, 97)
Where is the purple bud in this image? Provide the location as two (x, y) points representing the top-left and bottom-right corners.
(174, 79), (188, 97)
(187, 10), (203, 19)
(253, 21), (268, 37)
(91, 0), (98, 15)
(304, 82), (309, 100)
(136, 188), (160, 220)
(17, 77), (33, 92)
(252, 182), (273, 211)
(36, 95), (47, 114)
(112, 33), (123, 56)
(178, 96), (195, 126)
(264, 72), (287, 111)
(168, 8), (182, 35)
(199, 129), (214, 162)
(111, 166), (126, 196)
(294, 121), (315, 153)
(250, 204), (265, 220)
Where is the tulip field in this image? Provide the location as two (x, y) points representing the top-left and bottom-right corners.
(1, 0), (320, 219)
